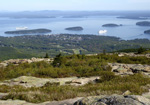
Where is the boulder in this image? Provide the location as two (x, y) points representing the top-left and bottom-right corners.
(0, 63), (8, 68)
(123, 90), (131, 96)
(127, 95), (150, 105)
(0, 93), (8, 99)
(143, 66), (150, 72)
(109, 63), (150, 76)
(131, 64), (150, 73)
(74, 95), (106, 105)
(70, 76), (100, 86)
(74, 95), (150, 105)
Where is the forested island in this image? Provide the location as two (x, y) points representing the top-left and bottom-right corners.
(144, 29), (150, 34)
(136, 21), (150, 26)
(5, 29), (52, 34)
(65, 26), (83, 31)
(102, 24), (122, 27)
(117, 16), (148, 20)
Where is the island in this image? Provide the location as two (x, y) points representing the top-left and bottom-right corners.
(136, 21), (150, 26)
(144, 29), (150, 34)
(5, 29), (52, 34)
(117, 16), (148, 20)
(65, 26), (83, 31)
(102, 24), (122, 27)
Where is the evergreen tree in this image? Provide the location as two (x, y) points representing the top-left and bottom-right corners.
(44, 53), (49, 58)
(103, 49), (106, 55)
(52, 53), (66, 67)
(137, 47), (145, 54)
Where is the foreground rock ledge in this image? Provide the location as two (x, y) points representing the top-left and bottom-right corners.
(0, 95), (150, 105)
(74, 95), (150, 105)
(0, 76), (100, 87)
(109, 63), (150, 76)
(0, 97), (82, 105)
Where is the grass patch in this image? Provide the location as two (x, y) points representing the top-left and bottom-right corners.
(72, 49), (80, 54)
(1, 73), (150, 103)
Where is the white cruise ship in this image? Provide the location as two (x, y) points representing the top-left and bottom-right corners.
(99, 30), (107, 35)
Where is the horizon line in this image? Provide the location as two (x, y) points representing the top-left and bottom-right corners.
(1, 10), (150, 12)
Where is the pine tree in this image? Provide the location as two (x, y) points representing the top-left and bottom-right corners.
(44, 53), (49, 58)
(137, 47), (145, 54)
(103, 49), (106, 55)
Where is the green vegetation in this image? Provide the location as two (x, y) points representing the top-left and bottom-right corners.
(0, 74), (150, 103)
(1, 54), (150, 80)
(44, 53), (49, 58)
(0, 46), (33, 60)
(0, 34), (150, 60)
(137, 47), (146, 54)
(0, 53), (150, 103)
(114, 47), (150, 54)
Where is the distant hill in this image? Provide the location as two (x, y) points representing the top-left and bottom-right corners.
(0, 34), (150, 60)
(0, 47), (34, 61)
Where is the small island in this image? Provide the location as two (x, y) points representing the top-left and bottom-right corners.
(117, 16), (148, 20)
(65, 26), (83, 31)
(102, 24), (122, 27)
(5, 29), (52, 34)
(144, 29), (150, 34)
(136, 21), (150, 26)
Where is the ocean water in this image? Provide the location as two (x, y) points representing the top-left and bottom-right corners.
(0, 16), (150, 40)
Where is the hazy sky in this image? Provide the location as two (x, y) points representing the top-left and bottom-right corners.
(0, 0), (150, 11)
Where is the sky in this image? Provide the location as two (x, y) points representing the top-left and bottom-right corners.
(0, 0), (150, 11)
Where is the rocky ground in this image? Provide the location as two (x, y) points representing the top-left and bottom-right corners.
(0, 97), (82, 105)
(0, 57), (53, 68)
(0, 76), (100, 87)
(74, 95), (150, 105)
(0, 94), (150, 105)
(0, 74), (150, 105)
(0, 54), (150, 105)
(117, 53), (150, 58)
(109, 63), (150, 76)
